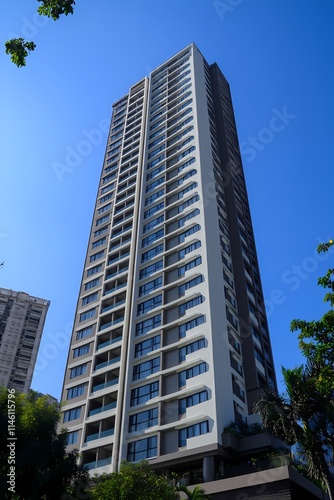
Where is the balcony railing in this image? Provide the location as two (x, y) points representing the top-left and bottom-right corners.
(94, 356), (121, 371)
(85, 428), (115, 443)
(84, 457), (112, 470)
(99, 317), (124, 331)
(97, 336), (122, 351)
(92, 378), (119, 393)
(88, 401), (117, 417)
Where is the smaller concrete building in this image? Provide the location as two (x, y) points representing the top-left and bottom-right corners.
(0, 288), (50, 393)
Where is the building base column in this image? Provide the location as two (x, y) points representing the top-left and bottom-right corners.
(203, 455), (215, 483)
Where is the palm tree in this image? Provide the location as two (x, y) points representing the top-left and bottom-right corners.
(177, 483), (210, 499)
(254, 364), (334, 499)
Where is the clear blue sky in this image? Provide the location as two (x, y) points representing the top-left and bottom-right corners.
(0, 1), (333, 400)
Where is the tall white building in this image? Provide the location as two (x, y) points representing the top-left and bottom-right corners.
(60, 43), (277, 480)
(0, 288), (50, 393)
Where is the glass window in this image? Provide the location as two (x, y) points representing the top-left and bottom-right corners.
(84, 277), (100, 291)
(129, 408), (158, 432)
(146, 176), (165, 194)
(96, 215), (109, 226)
(66, 431), (79, 445)
(179, 362), (207, 387)
(100, 182), (115, 194)
(76, 325), (93, 340)
(141, 244), (163, 263)
(178, 158), (196, 172)
(137, 295), (162, 316)
(70, 364), (88, 379)
(81, 292), (98, 306)
(178, 169), (196, 185)
(178, 182), (197, 199)
(133, 357), (160, 381)
(127, 436), (157, 462)
(92, 237), (106, 249)
(148, 127), (166, 141)
(142, 229), (164, 248)
(179, 390), (208, 415)
(67, 384), (85, 400)
(130, 381), (159, 406)
(144, 202), (164, 220)
(178, 240), (201, 259)
(63, 407), (81, 423)
(148, 135), (165, 150)
(148, 145), (165, 159)
(145, 189), (164, 207)
(86, 264), (103, 277)
(178, 257), (202, 277)
(179, 339), (205, 362)
(139, 277), (162, 297)
(146, 164), (165, 181)
(99, 193), (113, 204)
(178, 275), (203, 295)
(178, 224), (200, 244)
(178, 209), (200, 229)
(179, 421), (209, 447)
(178, 195), (200, 213)
(135, 315), (161, 337)
(97, 203), (111, 214)
(94, 227), (108, 237)
(179, 315), (205, 339)
(134, 335), (160, 358)
(147, 154), (165, 170)
(179, 295), (204, 315)
(73, 344), (90, 358)
(139, 260), (163, 279)
(79, 308), (95, 322)
(90, 250), (104, 262)
(143, 215), (164, 233)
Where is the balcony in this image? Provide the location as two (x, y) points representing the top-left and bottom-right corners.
(92, 378), (119, 393)
(88, 401), (117, 417)
(99, 316), (124, 331)
(97, 335), (122, 351)
(94, 356), (121, 371)
(84, 457), (112, 470)
(85, 428), (115, 443)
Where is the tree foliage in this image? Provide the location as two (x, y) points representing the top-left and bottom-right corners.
(37, 0), (76, 20)
(5, 0), (75, 67)
(5, 38), (36, 68)
(0, 388), (89, 499)
(291, 239), (334, 392)
(254, 239), (334, 498)
(90, 461), (179, 500)
(177, 484), (210, 500)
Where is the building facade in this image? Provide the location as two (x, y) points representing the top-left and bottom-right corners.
(60, 43), (277, 479)
(0, 288), (50, 393)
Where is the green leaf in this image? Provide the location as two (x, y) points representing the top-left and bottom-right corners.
(5, 38), (36, 67)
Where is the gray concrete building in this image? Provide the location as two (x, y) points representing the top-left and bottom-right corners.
(0, 287), (50, 393)
(60, 43), (278, 479)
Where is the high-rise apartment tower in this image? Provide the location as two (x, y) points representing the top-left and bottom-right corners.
(0, 287), (50, 393)
(61, 43), (277, 480)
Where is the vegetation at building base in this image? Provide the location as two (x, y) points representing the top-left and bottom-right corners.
(5, 0), (76, 67)
(0, 388), (89, 499)
(254, 240), (334, 499)
(89, 461), (209, 500)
